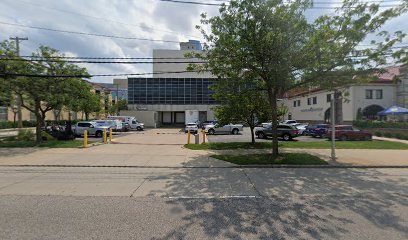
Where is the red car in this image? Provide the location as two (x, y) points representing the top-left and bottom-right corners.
(325, 125), (372, 141)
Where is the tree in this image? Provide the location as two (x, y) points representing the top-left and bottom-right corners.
(2, 44), (90, 143)
(211, 75), (271, 143)
(190, 0), (407, 159)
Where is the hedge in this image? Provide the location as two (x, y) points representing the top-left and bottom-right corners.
(0, 121), (37, 129)
(353, 120), (408, 129)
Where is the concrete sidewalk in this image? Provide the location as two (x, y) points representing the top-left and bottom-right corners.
(0, 128), (407, 167)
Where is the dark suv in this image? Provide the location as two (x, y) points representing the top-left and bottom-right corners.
(255, 124), (299, 141)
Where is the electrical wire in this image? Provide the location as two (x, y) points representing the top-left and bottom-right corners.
(0, 21), (181, 43)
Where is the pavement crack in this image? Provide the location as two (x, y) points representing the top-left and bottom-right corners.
(241, 169), (262, 197)
(129, 178), (148, 198)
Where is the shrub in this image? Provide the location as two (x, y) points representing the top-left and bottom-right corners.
(17, 130), (35, 141)
(394, 133), (403, 140)
(374, 131), (383, 137)
(383, 132), (394, 138)
(353, 120), (408, 129)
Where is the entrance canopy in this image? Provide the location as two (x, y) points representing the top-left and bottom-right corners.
(377, 106), (408, 115)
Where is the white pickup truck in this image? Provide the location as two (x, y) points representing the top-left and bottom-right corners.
(205, 123), (244, 135)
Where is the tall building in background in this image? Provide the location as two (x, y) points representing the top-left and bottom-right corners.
(125, 40), (217, 127)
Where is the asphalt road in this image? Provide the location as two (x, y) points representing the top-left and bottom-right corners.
(207, 127), (327, 143)
(1, 166), (408, 239)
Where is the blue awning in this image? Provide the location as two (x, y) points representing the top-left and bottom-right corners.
(377, 106), (408, 115)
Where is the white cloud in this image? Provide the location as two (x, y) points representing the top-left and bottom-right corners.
(0, 0), (407, 83)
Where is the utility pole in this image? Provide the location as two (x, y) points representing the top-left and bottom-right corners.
(9, 36), (28, 129)
(330, 91), (336, 162)
(114, 83), (119, 115)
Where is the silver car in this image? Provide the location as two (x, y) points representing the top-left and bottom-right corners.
(74, 121), (111, 138)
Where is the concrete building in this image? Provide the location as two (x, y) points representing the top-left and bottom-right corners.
(126, 41), (217, 127)
(283, 65), (408, 123)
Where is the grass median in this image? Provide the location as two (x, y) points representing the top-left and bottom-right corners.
(0, 140), (84, 148)
(212, 153), (328, 165)
(185, 140), (408, 150)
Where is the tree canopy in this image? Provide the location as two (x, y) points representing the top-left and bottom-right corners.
(190, 0), (408, 158)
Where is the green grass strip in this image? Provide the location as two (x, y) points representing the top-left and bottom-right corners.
(185, 140), (408, 150)
(212, 153), (328, 165)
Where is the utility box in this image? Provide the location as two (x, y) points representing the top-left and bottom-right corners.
(194, 134), (200, 144)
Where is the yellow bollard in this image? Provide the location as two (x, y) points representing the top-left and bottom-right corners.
(109, 128), (113, 142)
(187, 130), (191, 144)
(103, 129), (107, 144)
(202, 129), (206, 144)
(83, 130), (88, 148)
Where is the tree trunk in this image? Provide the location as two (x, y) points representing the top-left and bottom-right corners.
(34, 102), (42, 144)
(268, 89), (279, 159)
(250, 126), (255, 144)
(85, 112), (89, 121)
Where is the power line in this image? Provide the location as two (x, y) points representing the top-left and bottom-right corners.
(10, 0), (202, 39)
(0, 58), (208, 64)
(0, 21), (181, 43)
(0, 70), (200, 78)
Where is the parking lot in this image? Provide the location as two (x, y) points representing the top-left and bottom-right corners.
(75, 130), (145, 142)
(206, 127), (327, 143)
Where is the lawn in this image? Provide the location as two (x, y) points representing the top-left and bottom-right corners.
(212, 153), (328, 165)
(0, 140), (84, 148)
(185, 140), (408, 150)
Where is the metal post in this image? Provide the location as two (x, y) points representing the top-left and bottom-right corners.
(202, 129), (206, 144)
(331, 93), (336, 162)
(103, 129), (107, 143)
(187, 130), (191, 144)
(109, 128), (113, 142)
(9, 37), (28, 129)
(84, 130), (88, 148)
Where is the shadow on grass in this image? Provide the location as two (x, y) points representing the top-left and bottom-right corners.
(146, 156), (408, 239)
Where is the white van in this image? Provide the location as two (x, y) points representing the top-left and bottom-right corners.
(107, 116), (144, 131)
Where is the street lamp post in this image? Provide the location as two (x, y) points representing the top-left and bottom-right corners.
(12, 105), (18, 125)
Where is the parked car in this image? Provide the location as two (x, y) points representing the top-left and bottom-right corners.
(94, 120), (123, 132)
(205, 123), (243, 135)
(200, 120), (217, 128)
(293, 123), (309, 135)
(73, 121), (111, 138)
(255, 124), (299, 141)
(185, 123), (199, 134)
(325, 125), (372, 141)
(281, 120), (297, 125)
(304, 124), (330, 138)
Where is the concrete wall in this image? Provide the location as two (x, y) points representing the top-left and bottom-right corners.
(284, 84), (396, 123)
(351, 84), (396, 119)
(119, 110), (159, 127)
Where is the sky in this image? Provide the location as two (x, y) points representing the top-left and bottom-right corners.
(0, 0), (407, 83)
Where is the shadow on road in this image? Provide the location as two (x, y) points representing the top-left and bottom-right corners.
(148, 158), (408, 239)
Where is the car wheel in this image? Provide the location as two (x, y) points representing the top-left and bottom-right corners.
(136, 127), (142, 131)
(232, 129), (239, 135)
(208, 129), (215, 135)
(258, 132), (266, 139)
(282, 133), (291, 141)
(95, 131), (103, 138)
(340, 135), (348, 141)
(364, 135), (372, 141)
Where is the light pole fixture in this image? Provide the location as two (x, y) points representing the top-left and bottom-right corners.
(12, 105), (18, 124)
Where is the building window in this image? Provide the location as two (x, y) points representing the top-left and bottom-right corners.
(327, 94), (331, 102)
(376, 90), (383, 99)
(307, 98), (311, 105)
(293, 101), (297, 107)
(365, 90), (373, 99)
(297, 100), (300, 107)
(313, 97), (317, 104)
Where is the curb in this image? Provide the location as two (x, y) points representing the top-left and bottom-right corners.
(1, 164), (408, 169)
